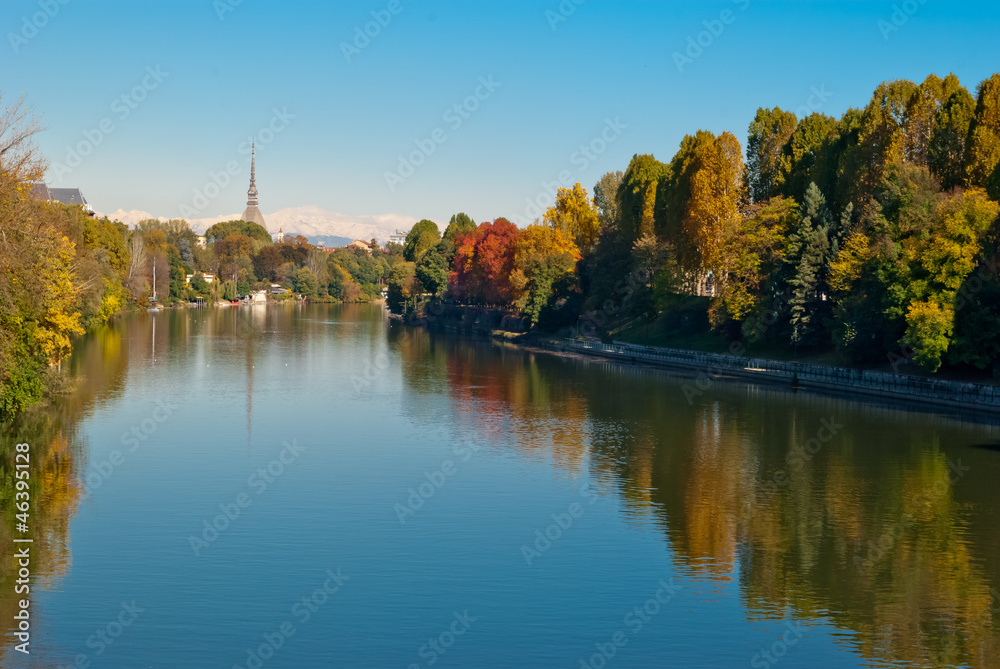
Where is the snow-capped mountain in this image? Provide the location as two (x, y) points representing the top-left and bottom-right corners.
(97, 205), (416, 244)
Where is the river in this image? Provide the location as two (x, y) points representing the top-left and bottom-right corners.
(2, 303), (999, 668)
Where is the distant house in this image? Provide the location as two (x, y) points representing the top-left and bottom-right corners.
(186, 273), (216, 285)
(347, 240), (373, 254)
(389, 230), (408, 246)
(30, 183), (95, 216)
(270, 284), (290, 295)
(250, 290), (268, 304)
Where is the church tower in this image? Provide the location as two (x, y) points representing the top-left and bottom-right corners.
(240, 142), (267, 230)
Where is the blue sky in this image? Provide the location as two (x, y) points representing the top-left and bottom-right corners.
(1, 0), (997, 226)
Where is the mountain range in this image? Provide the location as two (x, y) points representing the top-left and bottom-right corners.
(97, 205), (416, 246)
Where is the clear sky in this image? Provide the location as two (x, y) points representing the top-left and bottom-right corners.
(1, 0), (997, 226)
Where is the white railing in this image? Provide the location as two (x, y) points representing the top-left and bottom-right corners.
(559, 339), (1000, 408)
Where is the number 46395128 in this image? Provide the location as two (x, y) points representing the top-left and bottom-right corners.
(15, 443), (29, 522)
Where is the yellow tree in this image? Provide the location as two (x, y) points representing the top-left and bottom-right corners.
(711, 197), (797, 326)
(34, 235), (85, 367)
(543, 183), (601, 252)
(965, 74), (1000, 188)
(901, 188), (999, 370)
(511, 224), (580, 324)
(683, 131), (746, 273)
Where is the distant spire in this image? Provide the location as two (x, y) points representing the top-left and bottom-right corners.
(247, 141), (259, 207)
(240, 140), (267, 231)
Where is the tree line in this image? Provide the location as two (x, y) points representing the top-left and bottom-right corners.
(389, 72), (1000, 377)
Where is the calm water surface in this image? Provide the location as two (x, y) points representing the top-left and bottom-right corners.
(2, 303), (1000, 668)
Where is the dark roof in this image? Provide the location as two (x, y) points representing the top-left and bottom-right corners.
(29, 183), (50, 200)
(48, 188), (89, 207)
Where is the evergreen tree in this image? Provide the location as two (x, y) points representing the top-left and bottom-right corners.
(786, 183), (833, 346)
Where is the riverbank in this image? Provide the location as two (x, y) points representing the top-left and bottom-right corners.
(393, 303), (1000, 415)
(516, 336), (1000, 416)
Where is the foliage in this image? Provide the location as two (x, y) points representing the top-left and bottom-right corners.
(511, 225), (580, 325)
(965, 74), (1000, 188)
(593, 171), (623, 229)
(440, 213), (476, 261)
(711, 197), (797, 325)
(293, 267), (319, 297)
(543, 183), (601, 252)
(451, 219), (522, 304)
(747, 107), (798, 203)
(204, 220), (272, 244)
(415, 246), (449, 296)
(403, 219), (441, 262)
(387, 262), (417, 314)
(619, 154), (669, 242)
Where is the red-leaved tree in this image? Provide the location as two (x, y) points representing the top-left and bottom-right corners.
(448, 218), (521, 304)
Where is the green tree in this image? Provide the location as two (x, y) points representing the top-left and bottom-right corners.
(403, 219), (440, 262)
(293, 267), (319, 297)
(747, 107), (798, 203)
(711, 197), (798, 326)
(619, 154), (669, 242)
(440, 213), (476, 262)
(387, 262), (417, 314)
(838, 79), (917, 207)
(204, 220), (272, 245)
(902, 73), (966, 167)
(901, 188), (999, 370)
(786, 184), (834, 346)
(415, 246), (449, 296)
(965, 74), (1000, 188)
(593, 170), (624, 229)
(774, 112), (841, 202)
(326, 263), (351, 300)
(928, 86), (977, 190)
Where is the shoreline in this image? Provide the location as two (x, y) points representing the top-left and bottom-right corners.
(516, 335), (1000, 418)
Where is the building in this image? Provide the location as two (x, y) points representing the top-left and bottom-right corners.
(185, 273), (216, 285)
(389, 230), (408, 246)
(274, 228), (284, 243)
(30, 183), (95, 216)
(239, 142), (267, 231)
(347, 240), (374, 254)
